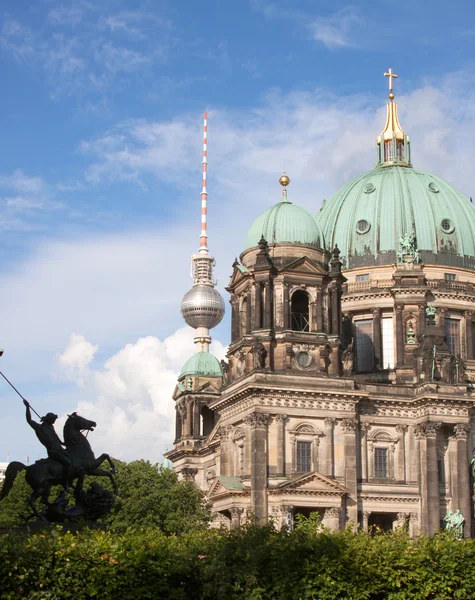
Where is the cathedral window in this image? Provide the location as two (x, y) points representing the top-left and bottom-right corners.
(374, 448), (388, 478)
(445, 318), (460, 355)
(444, 273), (456, 281)
(296, 441), (312, 472)
(356, 273), (369, 282)
(381, 317), (395, 369)
(354, 318), (374, 372)
(291, 290), (309, 332)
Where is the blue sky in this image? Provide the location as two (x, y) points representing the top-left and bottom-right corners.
(1, 0), (475, 463)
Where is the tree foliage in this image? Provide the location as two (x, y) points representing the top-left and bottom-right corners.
(1, 523), (475, 599)
(0, 459), (211, 534)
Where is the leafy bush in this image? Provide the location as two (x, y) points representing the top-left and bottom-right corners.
(1, 522), (475, 599)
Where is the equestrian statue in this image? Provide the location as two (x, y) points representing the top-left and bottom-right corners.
(0, 395), (118, 522)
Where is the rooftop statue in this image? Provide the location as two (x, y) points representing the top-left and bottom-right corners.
(397, 232), (420, 264)
(0, 397), (117, 522)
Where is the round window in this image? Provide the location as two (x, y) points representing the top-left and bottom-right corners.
(428, 182), (439, 193)
(296, 351), (312, 368)
(364, 183), (376, 194)
(356, 219), (371, 234)
(440, 219), (454, 234)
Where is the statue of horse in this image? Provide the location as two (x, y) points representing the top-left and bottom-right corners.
(0, 412), (117, 519)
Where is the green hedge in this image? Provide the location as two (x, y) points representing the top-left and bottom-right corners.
(1, 524), (475, 599)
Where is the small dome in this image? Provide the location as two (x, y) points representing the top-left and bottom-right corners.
(178, 351), (223, 381)
(181, 284), (225, 329)
(244, 200), (323, 250)
(315, 165), (475, 269)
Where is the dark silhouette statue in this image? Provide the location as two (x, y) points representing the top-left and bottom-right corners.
(1, 409), (118, 522)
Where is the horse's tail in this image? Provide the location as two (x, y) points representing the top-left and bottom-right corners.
(0, 461), (26, 500)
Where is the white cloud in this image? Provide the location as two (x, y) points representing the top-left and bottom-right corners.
(48, 6), (84, 26)
(56, 327), (226, 462)
(93, 41), (152, 74)
(58, 333), (99, 386)
(309, 6), (363, 49)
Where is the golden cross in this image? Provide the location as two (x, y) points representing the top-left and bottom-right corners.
(384, 68), (398, 91)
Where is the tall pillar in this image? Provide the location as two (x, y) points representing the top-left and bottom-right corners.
(231, 297), (239, 341)
(417, 305), (426, 338)
(372, 308), (382, 370)
(283, 283), (290, 330)
(454, 423), (472, 538)
(175, 406), (182, 443)
(219, 425), (232, 476)
(316, 287), (323, 331)
(360, 422), (370, 482)
(448, 434), (459, 510)
(192, 401), (201, 437)
(415, 422), (442, 535)
(248, 412), (269, 522)
(253, 284), (262, 331)
(464, 312), (473, 359)
(274, 414), (287, 476)
(395, 305), (405, 367)
(323, 417), (336, 477)
(330, 284), (341, 336)
(341, 418), (358, 525)
(362, 511), (370, 533)
(310, 301), (317, 332)
(246, 289), (252, 334)
(264, 281), (272, 330)
(396, 424), (408, 482)
(186, 400), (193, 437)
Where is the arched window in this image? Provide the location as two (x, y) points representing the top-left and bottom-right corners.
(201, 406), (215, 437)
(291, 290), (309, 332)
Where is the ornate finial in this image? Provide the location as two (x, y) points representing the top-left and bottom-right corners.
(279, 171), (290, 187)
(377, 70), (411, 167)
(384, 68), (398, 100)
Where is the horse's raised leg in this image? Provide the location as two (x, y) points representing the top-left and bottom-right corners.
(89, 468), (118, 495)
(95, 453), (116, 474)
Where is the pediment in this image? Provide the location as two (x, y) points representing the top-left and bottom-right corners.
(208, 476), (246, 499)
(277, 471), (349, 495)
(282, 256), (325, 275)
(196, 381), (221, 394)
(228, 264), (251, 287)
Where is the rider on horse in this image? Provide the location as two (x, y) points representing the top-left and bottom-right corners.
(23, 399), (72, 492)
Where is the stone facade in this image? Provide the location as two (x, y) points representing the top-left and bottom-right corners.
(167, 235), (475, 538)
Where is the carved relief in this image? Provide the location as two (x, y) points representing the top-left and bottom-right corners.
(244, 412), (270, 428)
(453, 423), (471, 439)
(340, 418), (357, 433)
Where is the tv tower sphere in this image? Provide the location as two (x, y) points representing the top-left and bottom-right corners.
(181, 284), (225, 329)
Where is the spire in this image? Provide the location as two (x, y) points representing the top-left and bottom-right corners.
(279, 170), (290, 203)
(376, 68), (411, 167)
(199, 112), (208, 254)
(180, 111), (225, 351)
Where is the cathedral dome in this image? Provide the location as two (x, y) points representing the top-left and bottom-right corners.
(244, 194), (323, 251)
(178, 351), (223, 381)
(316, 165), (475, 269)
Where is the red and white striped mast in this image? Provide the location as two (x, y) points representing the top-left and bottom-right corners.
(199, 111), (208, 255)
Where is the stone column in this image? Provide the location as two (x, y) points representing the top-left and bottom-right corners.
(310, 301), (317, 332)
(248, 412), (270, 522)
(323, 507), (341, 532)
(395, 305), (405, 367)
(315, 287), (323, 331)
(330, 284), (341, 336)
(246, 289), (252, 334)
(186, 400), (193, 437)
(274, 414), (287, 476)
(362, 511), (371, 533)
(230, 507), (244, 530)
(253, 283), (262, 331)
(360, 422), (370, 482)
(417, 305), (426, 338)
(448, 434), (459, 510)
(264, 281), (272, 330)
(231, 297), (239, 342)
(454, 423), (472, 538)
(283, 283), (290, 330)
(341, 418), (358, 525)
(192, 401), (201, 438)
(464, 311), (473, 359)
(396, 424), (408, 483)
(415, 422), (442, 535)
(219, 425), (232, 476)
(409, 512), (420, 538)
(372, 308), (382, 370)
(323, 418), (336, 477)
(175, 406), (182, 443)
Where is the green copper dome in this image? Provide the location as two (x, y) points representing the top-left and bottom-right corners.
(244, 196), (323, 251)
(178, 351), (222, 381)
(315, 165), (475, 269)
